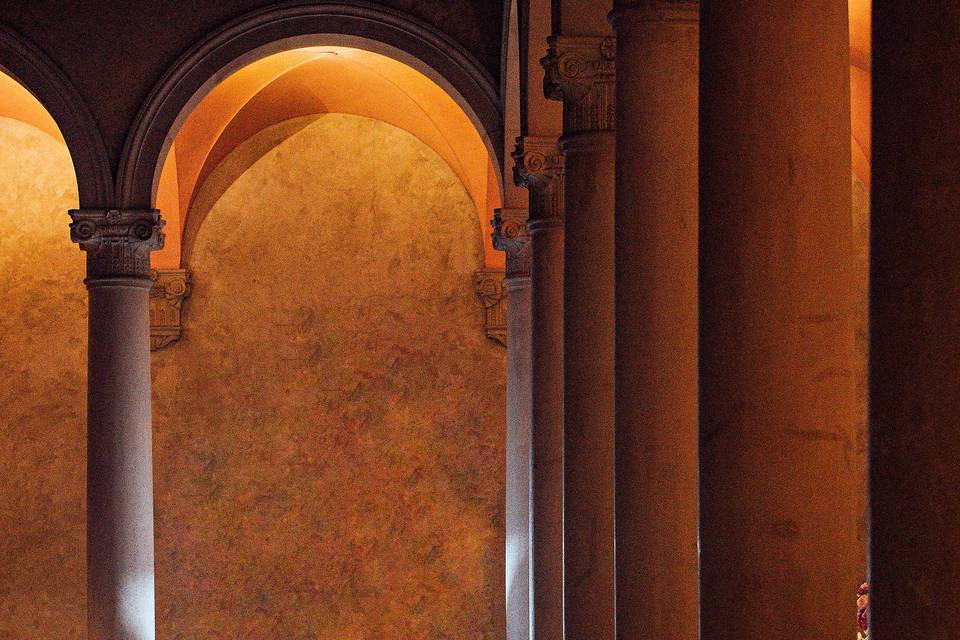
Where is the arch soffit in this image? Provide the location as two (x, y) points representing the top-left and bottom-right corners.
(0, 23), (112, 208)
(117, 1), (504, 209)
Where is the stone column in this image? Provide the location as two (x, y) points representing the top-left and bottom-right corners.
(70, 209), (164, 640)
(699, 2), (860, 638)
(609, 3), (699, 639)
(542, 35), (616, 640)
(493, 208), (533, 640)
(871, 5), (960, 638)
(513, 137), (564, 640)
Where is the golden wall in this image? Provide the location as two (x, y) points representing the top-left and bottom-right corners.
(0, 117), (86, 637)
(151, 114), (506, 638)
(0, 113), (505, 638)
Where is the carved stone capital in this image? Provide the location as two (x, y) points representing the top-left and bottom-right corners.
(150, 268), (191, 350)
(69, 209), (165, 280)
(512, 136), (565, 230)
(542, 35), (616, 133)
(609, 0), (699, 25)
(492, 208), (530, 281)
(474, 269), (507, 347)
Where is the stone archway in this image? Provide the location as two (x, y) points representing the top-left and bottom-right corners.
(115, 1), (503, 210)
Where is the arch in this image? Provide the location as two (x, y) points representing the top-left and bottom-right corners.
(0, 24), (112, 208)
(117, 0), (504, 209)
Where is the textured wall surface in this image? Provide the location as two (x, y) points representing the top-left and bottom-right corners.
(152, 114), (506, 639)
(0, 117), (86, 638)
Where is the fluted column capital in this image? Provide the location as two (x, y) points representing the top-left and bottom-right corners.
(542, 35), (616, 133)
(513, 136), (565, 232)
(609, 0), (699, 26)
(492, 208), (531, 283)
(69, 209), (165, 283)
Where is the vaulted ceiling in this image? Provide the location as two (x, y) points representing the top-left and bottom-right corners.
(153, 47), (502, 269)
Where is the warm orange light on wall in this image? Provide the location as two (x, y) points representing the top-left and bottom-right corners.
(849, 0), (871, 186)
(155, 47), (503, 271)
(0, 71), (64, 144)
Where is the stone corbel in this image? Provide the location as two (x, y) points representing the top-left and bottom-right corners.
(150, 268), (191, 350)
(473, 269), (507, 347)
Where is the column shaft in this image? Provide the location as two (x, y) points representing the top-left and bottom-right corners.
(505, 277), (532, 640)
(87, 281), (156, 640)
(543, 35), (616, 640)
(515, 138), (565, 640)
(611, 3), (699, 639)
(495, 209), (534, 640)
(871, 4), (960, 638)
(699, 3), (861, 638)
(71, 208), (164, 640)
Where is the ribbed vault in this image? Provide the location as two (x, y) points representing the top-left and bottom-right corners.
(154, 47), (503, 269)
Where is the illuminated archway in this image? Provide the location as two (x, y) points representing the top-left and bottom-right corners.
(150, 45), (503, 270)
(117, 2), (503, 212)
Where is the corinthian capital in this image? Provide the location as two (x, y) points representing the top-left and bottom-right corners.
(69, 209), (165, 280)
(513, 137), (565, 229)
(492, 208), (530, 281)
(542, 35), (616, 133)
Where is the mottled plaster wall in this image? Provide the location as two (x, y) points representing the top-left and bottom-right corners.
(152, 114), (506, 639)
(0, 117), (85, 638)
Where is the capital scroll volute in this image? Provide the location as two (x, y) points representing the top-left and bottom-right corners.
(542, 35), (616, 104)
(69, 209), (165, 280)
(512, 138), (563, 191)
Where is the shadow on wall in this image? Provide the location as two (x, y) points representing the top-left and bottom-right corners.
(151, 113), (507, 639)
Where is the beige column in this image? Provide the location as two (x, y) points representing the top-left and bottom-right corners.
(543, 35), (616, 640)
(609, 2), (699, 639)
(494, 208), (533, 640)
(870, 4), (960, 637)
(699, 2), (860, 638)
(513, 137), (564, 640)
(70, 209), (164, 639)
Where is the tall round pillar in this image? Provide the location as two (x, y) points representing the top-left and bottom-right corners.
(871, 4), (960, 637)
(610, 2), (699, 639)
(494, 208), (534, 640)
(70, 209), (164, 640)
(699, 3), (861, 638)
(514, 137), (565, 640)
(543, 35), (616, 640)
